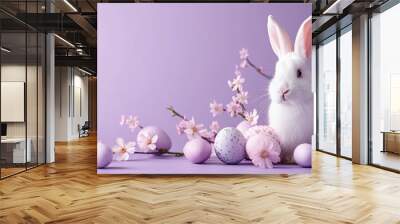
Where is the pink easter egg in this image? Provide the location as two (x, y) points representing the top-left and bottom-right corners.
(137, 126), (172, 151)
(245, 125), (281, 144)
(183, 138), (212, 164)
(97, 142), (113, 168)
(293, 143), (312, 168)
(246, 134), (281, 161)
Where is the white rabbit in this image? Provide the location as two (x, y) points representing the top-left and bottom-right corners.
(267, 15), (313, 163)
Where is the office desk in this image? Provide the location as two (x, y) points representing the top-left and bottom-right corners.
(1, 138), (31, 163)
(381, 131), (400, 155)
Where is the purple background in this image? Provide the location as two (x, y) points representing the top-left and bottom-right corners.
(98, 4), (311, 154)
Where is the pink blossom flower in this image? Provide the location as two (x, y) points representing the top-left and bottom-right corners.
(226, 101), (243, 117)
(137, 131), (158, 152)
(209, 121), (220, 133)
(176, 120), (187, 135)
(125, 115), (140, 131)
(234, 68), (242, 77)
(228, 74), (245, 92)
(249, 141), (280, 169)
(239, 48), (249, 60)
(233, 91), (248, 105)
(112, 138), (136, 161)
(209, 100), (224, 117)
(120, 115), (125, 126)
(183, 117), (206, 139)
(244, 109), (259, 126)
(240, 59), (248, 68)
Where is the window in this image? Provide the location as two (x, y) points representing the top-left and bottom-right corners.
(339, 28), (352, 158)
(370, 3), (400, 171)
(317, 36), (337, 154)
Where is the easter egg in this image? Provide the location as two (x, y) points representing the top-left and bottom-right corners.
(236, 121), (252, 137)
(137, 126), (172, 151)
(97, 142), (112, 168)
(245, 125), (280, 144)
(246, 134), (281, 164)
(293, 143), (312, 168)
(214, 127), (246, 165)
(183, 138), (212, 164)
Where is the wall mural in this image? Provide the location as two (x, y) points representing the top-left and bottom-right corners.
(97, 3), (312, 174)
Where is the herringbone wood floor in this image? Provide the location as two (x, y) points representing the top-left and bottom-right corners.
(1, 135), (400, 224)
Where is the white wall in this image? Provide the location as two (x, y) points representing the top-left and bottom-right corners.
(55, 67), (89, 141)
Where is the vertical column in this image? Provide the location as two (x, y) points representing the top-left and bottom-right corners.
(312, 45), (317, 150)
(352, 14), (369, 164)
(46, 0), (55, 163)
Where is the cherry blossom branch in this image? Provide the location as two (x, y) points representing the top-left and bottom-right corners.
(167, 106), (185, 120)
(246, 58), (271, 79)
(236, 89), (247, 112)
(135, 150), (183, 157)
(167, 106), (215, 144)
(222, 108), (246, 120)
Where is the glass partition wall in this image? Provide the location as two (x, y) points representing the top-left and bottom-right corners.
(370, 2), (400, 171)
(339, 27), (352, 159)
(0, 2), (46, 179)
(316, 26), (352, 159)
(317, 35), (337, 155)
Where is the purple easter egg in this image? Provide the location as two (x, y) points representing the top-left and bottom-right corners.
(293, 143), (312, 168)
(183, 138), (212, 164)
(137, 126), (172, 151)
(236, 121), (252, 137)
(214, 127), (246, 165)
(97, 142), (113, 168)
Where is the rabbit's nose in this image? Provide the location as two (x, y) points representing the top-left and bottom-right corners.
(281, 89), (290, 100)
(282, 89), (290, 95)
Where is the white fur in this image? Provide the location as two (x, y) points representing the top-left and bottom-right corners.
(267, 16), (313, 163)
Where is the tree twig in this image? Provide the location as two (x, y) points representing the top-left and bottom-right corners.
(246, 58), (271, 79)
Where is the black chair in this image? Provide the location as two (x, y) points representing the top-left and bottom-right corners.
(79, 121), (90, 138)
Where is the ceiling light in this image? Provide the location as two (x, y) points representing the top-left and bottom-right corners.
(78, 67), (93, 76)
(1, 47), (11, 53)
(63, 0), (78, 12)
(54, 34), (75, 48)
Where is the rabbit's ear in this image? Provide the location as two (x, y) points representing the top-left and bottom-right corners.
(294, 16), (312, 59)
(267, 15), (293, 58)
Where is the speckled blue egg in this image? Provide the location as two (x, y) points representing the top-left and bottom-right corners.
(214, 127), (246, 165)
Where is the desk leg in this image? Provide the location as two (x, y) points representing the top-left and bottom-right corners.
(382, 133), (386, 153)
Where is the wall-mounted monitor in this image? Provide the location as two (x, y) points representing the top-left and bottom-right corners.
(1, 82), (25, 122)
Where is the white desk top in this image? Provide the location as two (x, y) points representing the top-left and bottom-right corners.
(1, 138), (29, 143)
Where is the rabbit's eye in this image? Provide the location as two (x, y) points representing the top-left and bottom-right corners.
(297, 69), (302, 78)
